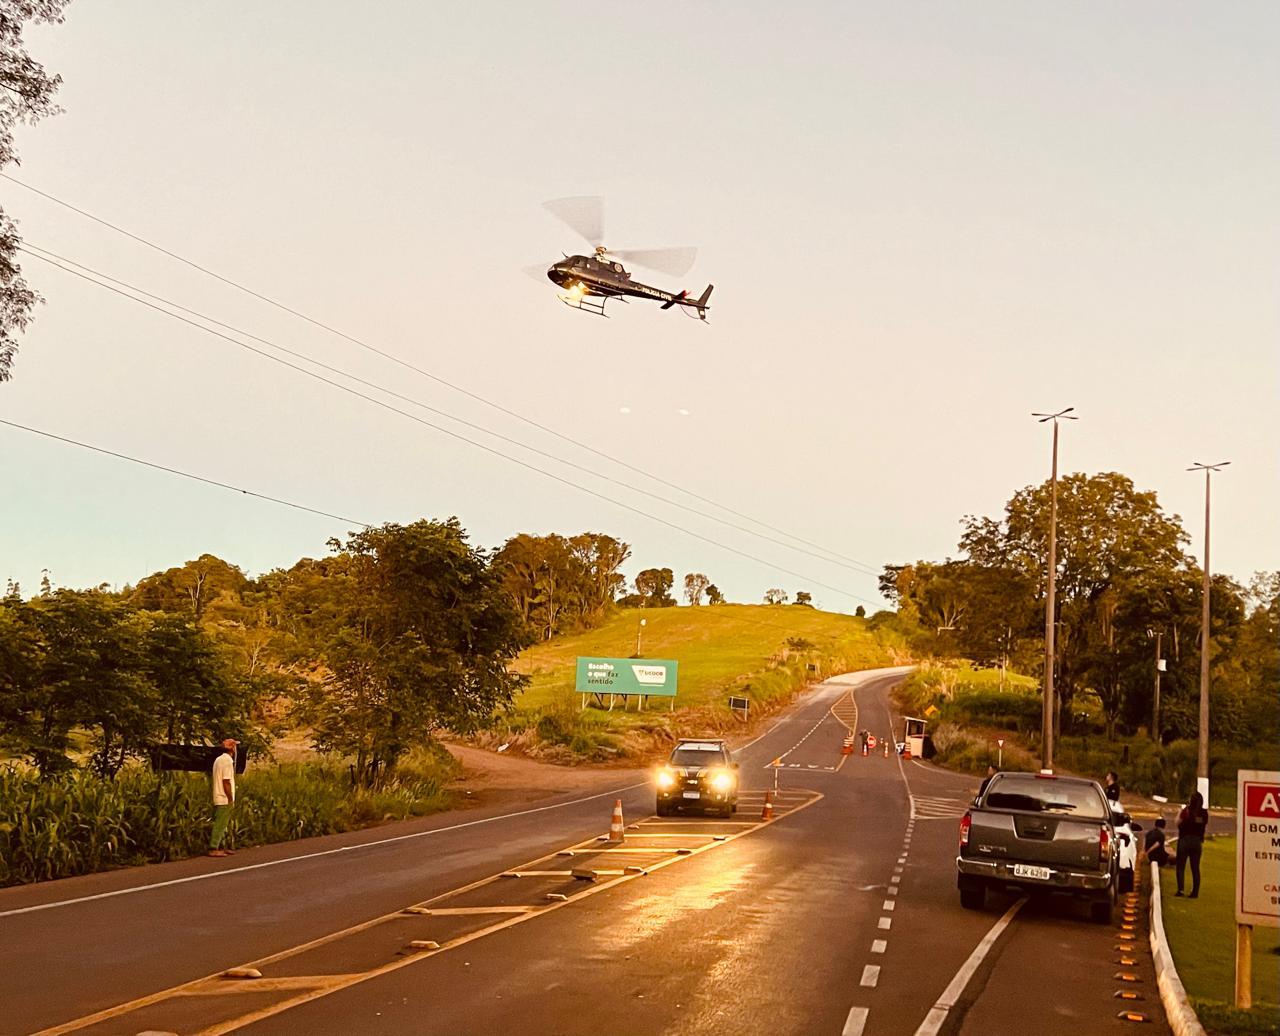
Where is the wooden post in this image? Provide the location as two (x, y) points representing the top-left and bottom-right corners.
(1235, 923), (1252, 1009)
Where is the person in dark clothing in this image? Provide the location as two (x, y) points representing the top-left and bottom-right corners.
(1175, 792), (1209, 897)
(1144, 818), (1169, 866)
(978, 765), (997, 798)
(1104, 771), (1121, 803)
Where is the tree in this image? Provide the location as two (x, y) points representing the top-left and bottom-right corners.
(793, 591), (813, 607)
(634, 567), (676, 608)
(763, 588), (787, 605)
(493, 531), (630, 639)
(683, 572), (710, 606)
(1, 0), (72, 382)
(706, 584), (725, 605)
(855, 605), (866, 618)
(295, 520), (528, 785)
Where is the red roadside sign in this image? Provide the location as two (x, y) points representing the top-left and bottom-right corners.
(1237, 770), (1280, 927)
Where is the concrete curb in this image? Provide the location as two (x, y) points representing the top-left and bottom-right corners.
(1148, 860), (1206, 1036)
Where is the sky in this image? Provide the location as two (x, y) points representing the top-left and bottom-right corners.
(2, 1), (1277, 611)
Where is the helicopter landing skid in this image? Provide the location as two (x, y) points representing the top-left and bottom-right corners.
(558, 292), (609, 317)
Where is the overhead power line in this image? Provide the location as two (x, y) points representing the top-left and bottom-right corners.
(20, 241), (880, 582)
(0, 418), (371, 528)
(17, 252), (882, 607)
(2, 173), (882, 578)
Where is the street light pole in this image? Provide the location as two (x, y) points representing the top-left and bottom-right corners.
(1188, 460), (1229, 803)
(636, 617), (647, 657)
(1147, 628), (1163, 742)
(1032, 407), (1077, 773)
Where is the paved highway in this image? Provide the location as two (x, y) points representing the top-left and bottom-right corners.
(0, 668), (1169, 1035)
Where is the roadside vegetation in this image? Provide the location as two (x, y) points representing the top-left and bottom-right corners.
(490, 604), (909, 762)
(1159, 837), (1280, 1036)
(882, 471), (1278, 805)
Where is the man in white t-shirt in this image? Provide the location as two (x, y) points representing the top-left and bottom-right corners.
(208, 738), (238, 857)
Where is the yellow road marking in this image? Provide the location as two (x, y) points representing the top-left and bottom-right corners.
(36, 790), (823, 1036)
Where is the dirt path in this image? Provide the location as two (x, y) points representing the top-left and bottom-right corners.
(443, 742), (647, 812)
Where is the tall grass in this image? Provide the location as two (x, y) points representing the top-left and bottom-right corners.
(0, 747), (457, 887)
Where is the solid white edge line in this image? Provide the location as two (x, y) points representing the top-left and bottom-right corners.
(0, 780), (650, 919)
(842, 1005), (870, 1036)
(913, 896), (1026, 1036)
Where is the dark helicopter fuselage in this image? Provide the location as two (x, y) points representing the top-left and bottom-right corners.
(546, 255), (712, 319)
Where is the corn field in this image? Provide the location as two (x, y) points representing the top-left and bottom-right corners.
(0, 752), (456, 886)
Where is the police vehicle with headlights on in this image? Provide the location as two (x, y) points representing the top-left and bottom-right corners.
(655, 738), (739, 817)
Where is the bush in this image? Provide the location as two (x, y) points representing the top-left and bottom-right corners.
(0, 747), (458, 886)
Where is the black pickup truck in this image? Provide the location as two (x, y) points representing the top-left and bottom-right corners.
(956, 771), (1119, 923)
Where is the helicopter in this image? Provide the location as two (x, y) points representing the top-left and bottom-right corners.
(530, 197), (714, 320)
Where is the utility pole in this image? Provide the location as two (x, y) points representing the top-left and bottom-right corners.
(1147, 628), (1163, 742)
(635, 616), (647, 657)
(1033, 407), (1077, 772)
(1188, 460), (1229, 803)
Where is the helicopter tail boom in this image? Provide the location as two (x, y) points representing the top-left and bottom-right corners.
(661, 284), (713, 321)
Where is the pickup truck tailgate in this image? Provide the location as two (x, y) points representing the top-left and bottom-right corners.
(967, 810), (1102, 869)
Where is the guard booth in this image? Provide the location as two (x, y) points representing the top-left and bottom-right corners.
(902, 717), (935, 759)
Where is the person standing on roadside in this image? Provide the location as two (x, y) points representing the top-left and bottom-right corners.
(1104, 771), (1122, 803)
(209, 738), (238, 858)
(978, 764), (998, 798)
(1175, 791), (1209, 897)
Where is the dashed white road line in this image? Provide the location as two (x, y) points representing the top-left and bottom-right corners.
(859, 964), (881, 988)
(878, 916), (893, 930)
(841, 1006), (870, 1036)
(870, 939), (887, 954)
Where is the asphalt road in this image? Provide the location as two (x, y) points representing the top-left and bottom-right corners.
(0, 667), (1171, 1035)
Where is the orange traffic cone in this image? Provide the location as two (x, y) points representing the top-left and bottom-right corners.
(842, 736), (854, 756)
(903, 742), (912, 760)
(760, 790), (775, 821)
(883, 741), (889, 758)
(608, 799), (625, 844)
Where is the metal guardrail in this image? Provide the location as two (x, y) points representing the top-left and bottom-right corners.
(1148, 860), (1207, 1036)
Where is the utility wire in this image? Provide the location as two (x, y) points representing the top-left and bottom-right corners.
(2, 173), (881, 577)
(0, 418), (371, 528)
(20, 241), (880, 583)
(18, 250), (881, 607)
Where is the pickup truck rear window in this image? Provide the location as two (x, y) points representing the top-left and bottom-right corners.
(983, 776), (1107, 819)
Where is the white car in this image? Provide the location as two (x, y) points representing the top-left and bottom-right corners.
(1110, 803), (1143, 893)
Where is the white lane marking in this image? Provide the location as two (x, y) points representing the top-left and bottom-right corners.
(891, 875), (901, 883)
(912, 897), (1026, 1036)
(887, 886), (899, 896)
(871, 939), (887, 954)
(882, 899), (896, 911)
(860, 965), (881, 988)
(0, 780), (652, 919)
(878, 916), (893, 930)
(842, 1006), (870, 1036)
(912, 795), (969, 820)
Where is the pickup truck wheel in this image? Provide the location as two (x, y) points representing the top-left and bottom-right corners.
(958, 878), (986, 910)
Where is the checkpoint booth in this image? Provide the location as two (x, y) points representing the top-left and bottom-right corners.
(901, 716), (935, 759)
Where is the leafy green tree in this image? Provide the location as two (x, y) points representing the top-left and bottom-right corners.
(706, 584), (725, 605)
(683, 572), (710, 606)
(1, 0), (72, 381)
(763, 588), (787, 605)
(634, 567), (676, 608)
(295, 520), (528, 785)
(793, 591), (813, 607)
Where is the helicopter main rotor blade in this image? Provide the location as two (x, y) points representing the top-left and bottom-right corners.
(542, 196), (604, 248)
(609, 246), (697, 278)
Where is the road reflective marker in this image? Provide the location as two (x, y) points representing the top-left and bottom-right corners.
(0, 780), (653, 920)
(33, 789), (826, 1036)
(882, 900), (895, 911)
(878, 916), (893, 930)
(871, 939), (887, 954)
(891, 875), (901, 883)
(860, 965), (881, 988)
(842, 1006), (870, 1036)
(912, 897), (1025, 1036)
(887, 886), (899, 896)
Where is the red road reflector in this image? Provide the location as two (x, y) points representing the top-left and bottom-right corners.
(1114, 990), (1144, 1001)
(1116, 957), (1138, 966)
(1116, 1010), (1150, 1022)
(1114, 972), (1142, 983)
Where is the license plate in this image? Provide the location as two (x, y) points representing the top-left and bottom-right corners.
(682, 791), (700, 800)
(1013, 864), (1051, 880)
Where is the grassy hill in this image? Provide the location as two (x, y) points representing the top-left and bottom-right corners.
(492, 605), (908, 762)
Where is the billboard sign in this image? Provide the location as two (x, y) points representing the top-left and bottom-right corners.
(1237, 770), (1280, 927)
(575, 657), (678, 697)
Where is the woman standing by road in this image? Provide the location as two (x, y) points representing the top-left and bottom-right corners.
(1175, 791), (1209, 898)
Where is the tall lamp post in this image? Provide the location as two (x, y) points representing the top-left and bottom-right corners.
(1188, 460), (1229, 803)
(635, 617), (647, 657)
(1032, 407), (1077, 772)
